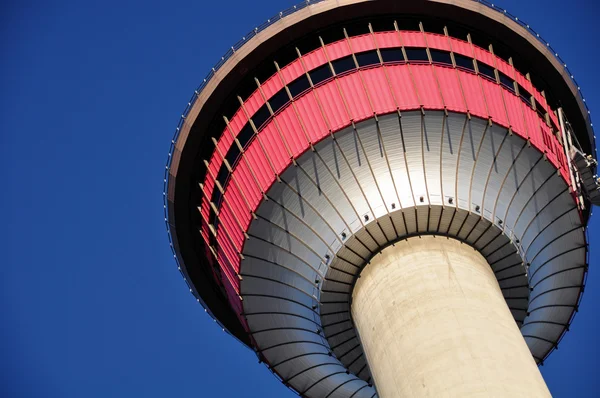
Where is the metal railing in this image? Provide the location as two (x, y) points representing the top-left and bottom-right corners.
(162, 0), (595, 330)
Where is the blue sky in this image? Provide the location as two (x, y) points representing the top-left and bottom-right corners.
(2, 0), (599, 396)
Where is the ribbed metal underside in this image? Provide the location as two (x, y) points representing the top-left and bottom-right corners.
(240, 111), (586, 397)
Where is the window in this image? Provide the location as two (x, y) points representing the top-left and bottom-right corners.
(288, 75), (311, 98)
(269, 89), (289, 114)
(380, 48), (404, 63)
(430, 49), (452, 65)
(251, 104), (271, 130)
(309, 64), (333, 85)
(237, 124), (255, 150)
(478, 62), (496, 81)
(404, 47), (429, 62)
(499, 72), (515, 92)
(332, 55), (356, 75)
(356, 50), (380, 67)
(518, 84), (532, 105)
(454, 54), (475, 72)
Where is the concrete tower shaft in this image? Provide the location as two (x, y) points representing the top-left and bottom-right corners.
(352, 236), (550, 397)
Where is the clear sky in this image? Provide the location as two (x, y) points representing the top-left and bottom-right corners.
(2, 0), (599, 397)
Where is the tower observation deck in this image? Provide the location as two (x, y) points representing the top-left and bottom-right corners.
(163, 1), (597, 396)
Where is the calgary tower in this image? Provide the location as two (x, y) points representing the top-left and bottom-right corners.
(163, 1), (597, 396)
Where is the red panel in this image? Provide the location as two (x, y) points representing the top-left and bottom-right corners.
(448, 37), (472, 57)
(515, 73), (531, 93)
(495, 58), (513, 79)
(480, 78), (508, 127)
(385, 64), (419, 110)
(458, 72), (487, 119)
(274, 106), (309, 157)
(229, 109), (249, 137)
(314, 80), (350, 131)
(294, 91), (330, 143)
(401, 31), (426, 47)
(231, 160), (262, 210)
(280, 59), (305, 84)
(533, 90), (546, 110)
(424, 33), (450, 51)
(503, 91), (527, 137)
(540, 121), (559, 168)
(303, 47), (328, 71)
(373, 31), (401, 49)
(257, 124), (290, 175)
(473, 45), (495, 67)
(244, 89), (264, 116)
(261, 74), (284, 99)
(217, 127), (234, 158)
(219, 205), (244, 250)
(326, 39), (352, 61)
(244, 141), (276, 191)
(337, 73), (373, 122)
(524, 104), (544, 151)
(410, 65), (444, 109)
(361, 67), (397, 114)
(226, 182), (252, 230)
(350, 34), (376, 53)
(434, 66), (465, 112)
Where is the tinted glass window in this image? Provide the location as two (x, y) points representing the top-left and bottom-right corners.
(269, 89), (289, 114)
(380, 48), (404, 63)
(518, 84), (532, 105)
(499, 72), (515, 92)
(430, 49), (452, 65)
(356, 51), (380, 67)
(422, 20), (446, 35)
(275, 46), (299, 69)
(252, 104), (271, 130)
(332, 56), (356, 75)
(395, 18), (420, 31)
(288, 75), (311, 98)
(478, 62), (496, 80)
(309, 64), (333, 85)
(297, 35), (322, 55)
(405, 48), (429, 62)
(454, 54), (474, 71)
(237, 124), (254, 150)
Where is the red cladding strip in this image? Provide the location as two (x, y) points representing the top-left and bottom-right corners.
(373, 31), (401, 48)
(315, 80), (351, 131)
(229, 108), (249, 136)
(480, 78), (509, 126)
(351, 34), (376, 53)
(295, 91), (329, 143)
(504, 91), (527, 134)
(385, 64), (419, 110)
(361, 68), (397, 114)
(424, 33), (451, 51)
(495, 57), (513, 79)
(280, 60), (305, 85)
(458, 72), (488, 118)
(303, 47), (328, 70)
(411, 65), (444, 109)
(261, 74), (285, 98)
(244, 141), (276, 191)
(473, 45), (495, 67)
(259, 123), (291, 174)
(401, 31), (426, 47)
(275, 106), (308, 157)
(231, 160), (262, 210)
(433, 66), (465, 112)
(337, 72), (373, 122)
(326, 39), (352, 59)
(448, 37), (472, 56)
(525, 102), (544, 150)
(245, 90), (265, 116)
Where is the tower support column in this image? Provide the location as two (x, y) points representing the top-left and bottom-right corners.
(351, 236), (550, 397)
